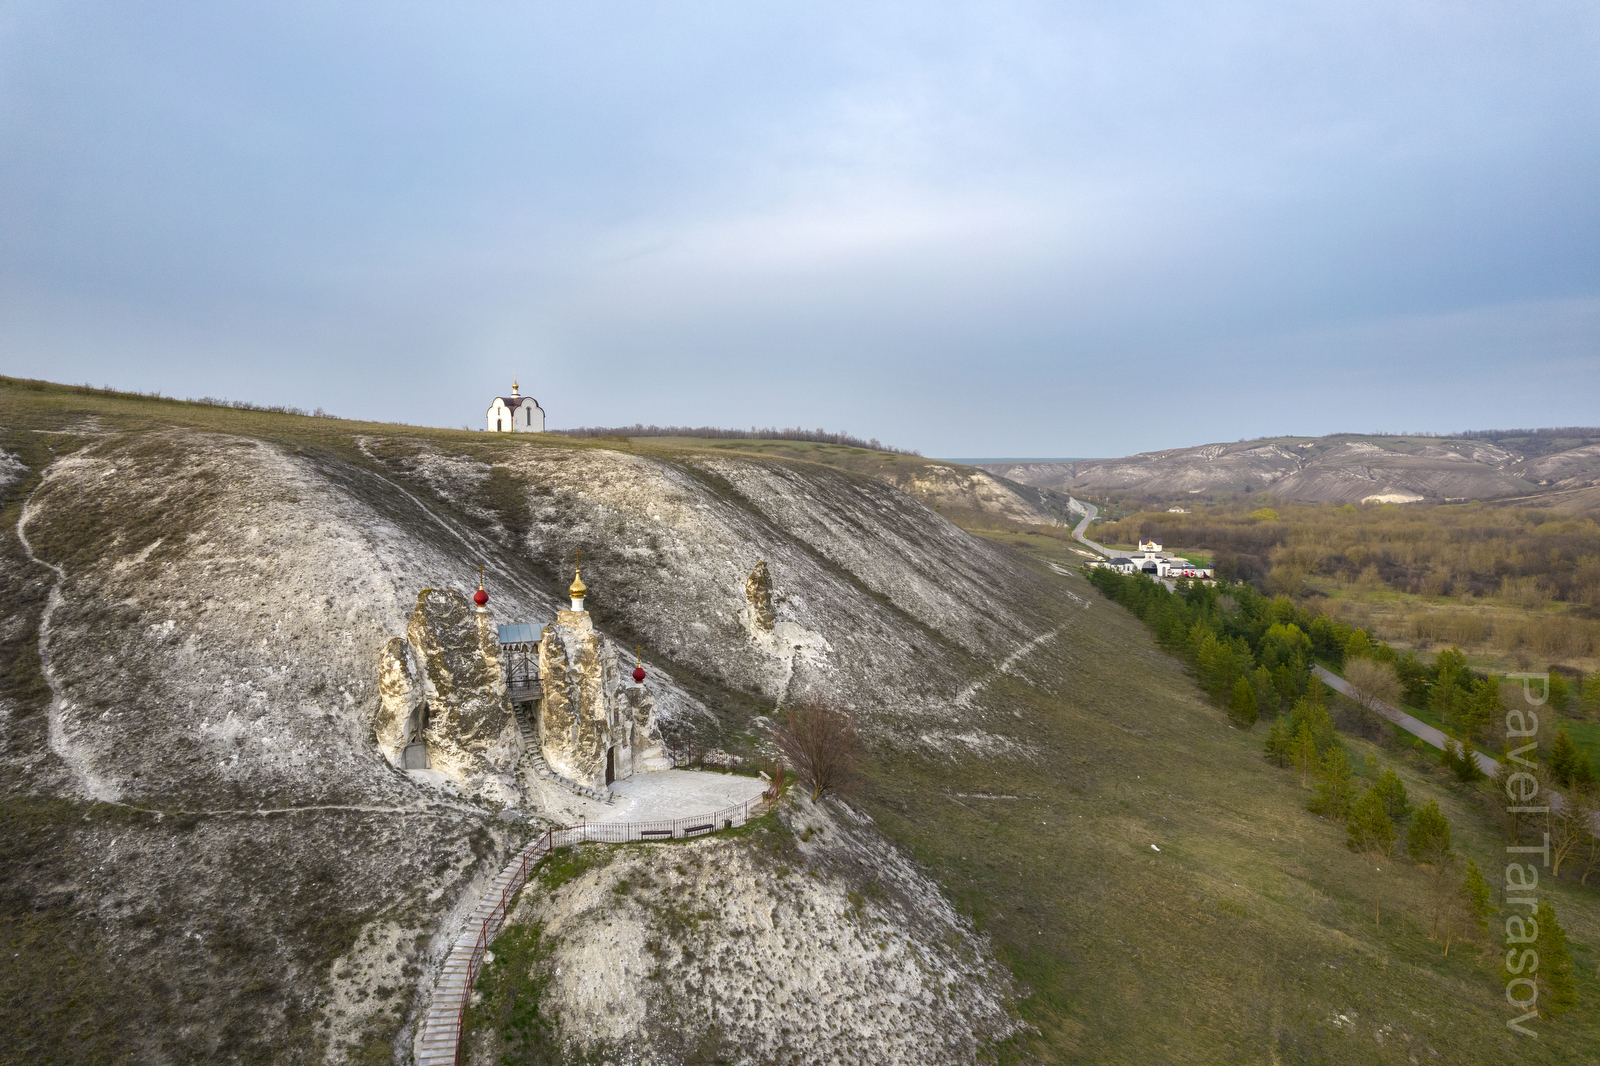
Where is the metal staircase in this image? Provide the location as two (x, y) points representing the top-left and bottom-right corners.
(512, 702), (613, 804)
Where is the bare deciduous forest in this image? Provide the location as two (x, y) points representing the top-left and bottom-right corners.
(1090, 499), (1600, 671)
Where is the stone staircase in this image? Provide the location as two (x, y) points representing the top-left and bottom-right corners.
(512, 703), (614, 804)
(417, 833), (552, 1066)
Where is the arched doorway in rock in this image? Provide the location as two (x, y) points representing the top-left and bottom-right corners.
(605, 746), (615, 786)
(403, 703), (432, 769)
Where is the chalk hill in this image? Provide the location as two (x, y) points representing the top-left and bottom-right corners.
(984, 429), (1600, 505)
(2, 382), (1595, 1065)
(0, 383), (1054, 1063)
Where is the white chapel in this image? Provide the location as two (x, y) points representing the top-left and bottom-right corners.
(486, 380), (545, 433)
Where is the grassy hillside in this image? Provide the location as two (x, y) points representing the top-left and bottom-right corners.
(2, 377), (1595, 1064)
(941, 532), (1599, 1063)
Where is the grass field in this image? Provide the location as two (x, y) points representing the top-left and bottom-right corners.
(887, 528), (1600, 1064)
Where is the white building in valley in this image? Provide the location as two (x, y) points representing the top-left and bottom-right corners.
(486, 380), (545, 433)
(1097, 537), (1214, 580)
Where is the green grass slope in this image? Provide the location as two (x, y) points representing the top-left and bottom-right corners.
(864, 535), (1599, 1065)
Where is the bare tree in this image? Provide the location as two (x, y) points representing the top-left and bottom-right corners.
(1344, 657), (1401, 715)
(1548, 782), (1598, 879)
(773, 698), (862, 802)
(763, 762), (788, 802)
(1569, 784), (1600, 886)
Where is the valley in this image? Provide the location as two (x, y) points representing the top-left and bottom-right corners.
(1, 380), (1596, 1064)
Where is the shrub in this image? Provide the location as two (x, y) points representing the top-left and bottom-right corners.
(773, 698), (862, 802)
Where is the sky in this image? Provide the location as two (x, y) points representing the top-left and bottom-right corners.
(2, 1), (1597, 457)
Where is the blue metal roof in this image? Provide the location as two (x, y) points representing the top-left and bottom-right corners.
(497, 623), (541, 644)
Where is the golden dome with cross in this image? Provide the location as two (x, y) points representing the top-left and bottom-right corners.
(569, 550), (587, 599)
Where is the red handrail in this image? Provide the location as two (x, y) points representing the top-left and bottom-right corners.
(445, 798), (763, 1064)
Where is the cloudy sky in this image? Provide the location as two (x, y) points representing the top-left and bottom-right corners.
(2, 1), (1596, 456)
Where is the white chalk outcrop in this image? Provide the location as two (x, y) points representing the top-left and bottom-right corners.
(469, 795), (1022, 1066)
(385, 440), (1047, 726)
(5, 420), (1059, 1063)
(537, 607), (668, 790)
(376, 588), (524, 804)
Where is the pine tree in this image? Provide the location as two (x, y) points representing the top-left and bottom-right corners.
(1534, 899), (1578, 1017)
(1264, 719), (1291, 766)
(1460, 860), (1491, 934)
(1583, 669), (1600, 718)
(1229, 676), (1258, 730)
(1433, 646), (1470, 689)
(1407, 799), (1452, 866)
(1344, 629), (1373, 662)
(1548, 725), (1582, 788)
(1547, 672), (1571, 714)
(1290, 693), (1337, 754)
(1290, 721), (1318, 788)
(1442, 858), (1492, 956)
(1310, 745), (1354, 820)
(1347, 787), (1397, 924)
(1347, 789), (1396, 856)
(1409, 798), (1455, 944)
(1272, 662), (1301, 705)
(1454, 738), (1485, 782)
(1458, 678), (1501, 744)
(1185, 619), (1210, 665)
(1196, 631), (1223, 700)
(1371, 767), (1411, 825)
(1252, 665), (1277, 719)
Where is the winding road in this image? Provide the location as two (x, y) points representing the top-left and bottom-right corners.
(1314, 664), (1599, 835)
(1069, 498), (1116, 559)
(1312, 665), (1499, 775)
(1069, 500), (1591, 836)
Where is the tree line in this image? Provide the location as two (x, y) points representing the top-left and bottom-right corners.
(1086, 566), (1584, 1016)
(1091, 498), (1600, 610)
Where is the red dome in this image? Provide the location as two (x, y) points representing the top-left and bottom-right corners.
(473, 588), (489, 606)
(632, 665), (646, 684)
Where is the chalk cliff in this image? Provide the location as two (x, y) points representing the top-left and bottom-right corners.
(0, 399), (1059, 1064)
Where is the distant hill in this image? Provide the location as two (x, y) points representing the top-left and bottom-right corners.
(982, 429), (1600, 506)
